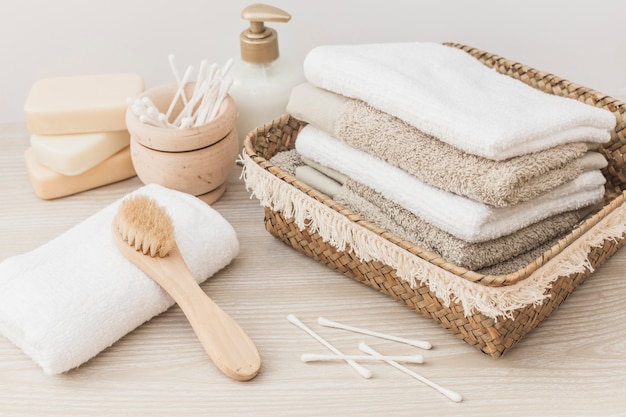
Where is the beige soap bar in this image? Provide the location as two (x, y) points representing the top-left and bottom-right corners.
(24, 74), (144, 135)
(25, 146), (136, 199)
(30, 130), (130, 176)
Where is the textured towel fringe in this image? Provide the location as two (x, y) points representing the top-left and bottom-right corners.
(241, 152), (626, 319)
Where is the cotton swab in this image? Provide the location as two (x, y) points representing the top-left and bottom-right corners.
(177, 81), (211, 127)
(165, 63), (193, 122)
(317, 317), (432, 350)
(138, 115), (161, 127)
(286, 314), (372, 379)
(301, 353), (424, 364)
(167, 55), (189, 105)
(193, 82), (220, 127)
(130, 98), (171, 128)
(359, 343), (462, 403)
(207, 76), (233, 122)
(194, 61), (233, 126)
(134, 55), (234, 129)
(220, 58), (233, 78)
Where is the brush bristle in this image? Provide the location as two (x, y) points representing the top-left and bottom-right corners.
(114, 195), (175, 257)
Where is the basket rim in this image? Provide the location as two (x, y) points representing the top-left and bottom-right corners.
(242, 43), (626, 288)
(244, 132), (626, 287)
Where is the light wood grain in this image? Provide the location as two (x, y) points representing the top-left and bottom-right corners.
(1, 123), (626, 416)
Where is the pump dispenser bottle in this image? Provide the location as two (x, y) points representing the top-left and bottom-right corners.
(229, 3), (304, 148)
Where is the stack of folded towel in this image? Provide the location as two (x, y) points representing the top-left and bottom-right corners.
(275, 42), (616, 273)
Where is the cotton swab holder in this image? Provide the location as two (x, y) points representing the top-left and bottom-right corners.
(125, 82), (238, 203)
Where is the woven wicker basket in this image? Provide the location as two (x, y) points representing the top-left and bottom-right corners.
(242, 43), (626, 358)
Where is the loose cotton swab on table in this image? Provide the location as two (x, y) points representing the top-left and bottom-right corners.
(359, 342), (462, 403)
(317, 317), (432, 350)
(287, 314), (372, 379)
(301, 353), (424, 364)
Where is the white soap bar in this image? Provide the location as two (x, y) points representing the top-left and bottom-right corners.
(24, 146), (136, 200)
(24, 74), (144, 134)
(30, 130), (130, 176)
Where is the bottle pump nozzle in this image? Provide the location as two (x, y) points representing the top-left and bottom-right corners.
(240, 4), (291, 65)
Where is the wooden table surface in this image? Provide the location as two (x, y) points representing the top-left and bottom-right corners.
(1, 122), (625, 416)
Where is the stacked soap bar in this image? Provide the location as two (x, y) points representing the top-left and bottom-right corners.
(23, 74), (145, 199)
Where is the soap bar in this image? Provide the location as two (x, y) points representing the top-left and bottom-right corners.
(24, 74), (144, 135)
(30, 130), (130, 176)
(24, 146), (136, 199)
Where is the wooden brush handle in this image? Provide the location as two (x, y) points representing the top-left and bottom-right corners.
(172, 276), (261, 382)
(147, 247), (260, 381)
(113, 231), (260, 381)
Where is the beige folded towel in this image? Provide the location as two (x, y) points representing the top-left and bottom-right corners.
(335, 179), (582, 271)
(272, 149), (583, 271)
(287, 83), (607, 207)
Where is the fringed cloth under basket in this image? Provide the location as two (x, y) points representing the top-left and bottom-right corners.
(241, 43), (626, 358)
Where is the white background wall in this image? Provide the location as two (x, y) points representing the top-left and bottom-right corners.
(1, 0), (625, 124)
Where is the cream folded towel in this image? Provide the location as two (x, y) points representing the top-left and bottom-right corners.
(0, 184), (239, 375)
(282, 151), (583, 271)
(295, 165), (343, 197)
(303, 42), (615, 160)
(288, 83), (606, 207)
(295, 125), (605, 242)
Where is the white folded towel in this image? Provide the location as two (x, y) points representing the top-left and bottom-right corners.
(0, 184), (239, 375)
(303, 42), (615, 160)
(296, 125), (605, 242)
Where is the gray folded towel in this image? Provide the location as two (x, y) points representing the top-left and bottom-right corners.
(335, 180), (582, 271)
(270, 149), (584, 271)
(287, 83), (607, 207)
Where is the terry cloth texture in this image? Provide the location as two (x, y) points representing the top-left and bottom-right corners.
(287, 83), (607, 207)
(295, 124), (606, 243)
(0, 184), (239, 375)
(273, 149), (584, 271)
(303, 42), (615, 160)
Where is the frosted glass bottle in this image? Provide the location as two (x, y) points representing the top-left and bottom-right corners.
(229, 4), (304, 149)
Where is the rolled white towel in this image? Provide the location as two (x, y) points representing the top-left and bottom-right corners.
(0, 184), (239, 375)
